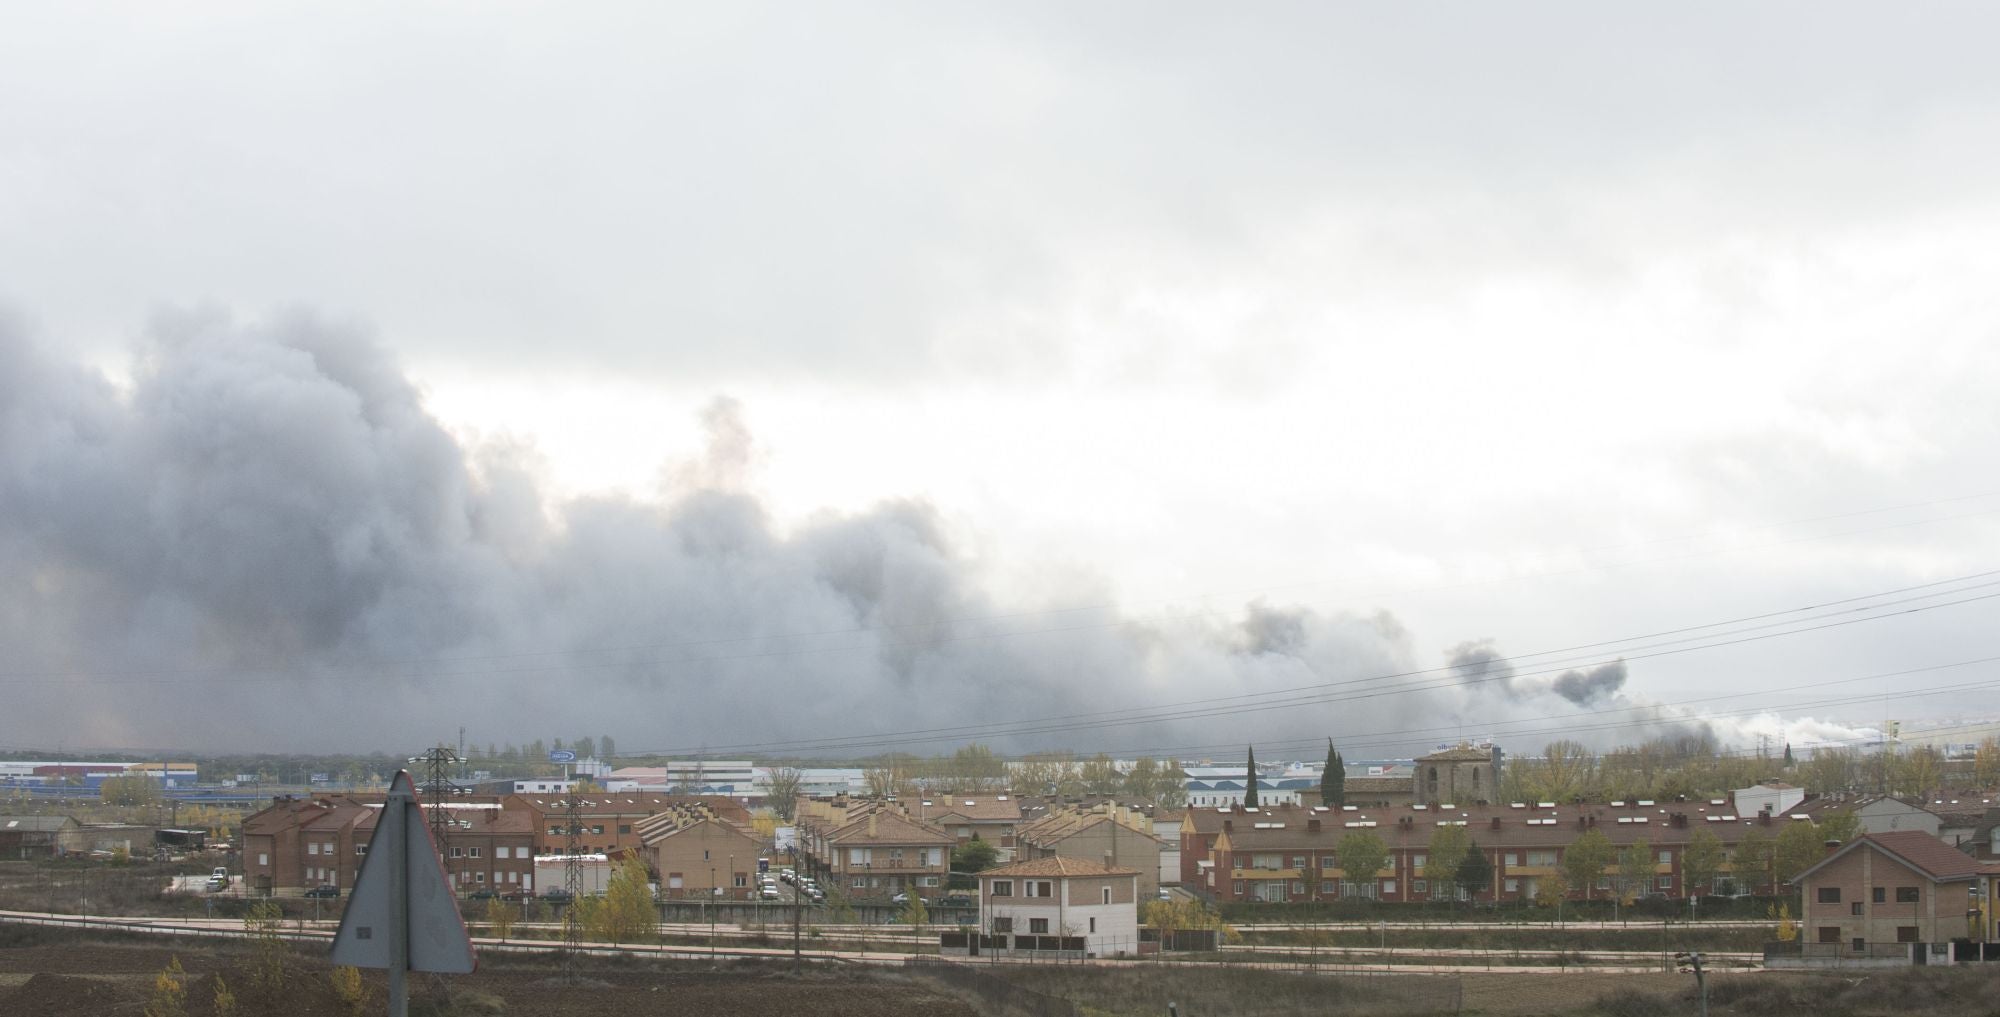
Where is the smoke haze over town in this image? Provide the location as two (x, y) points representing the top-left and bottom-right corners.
(3, 4), (1999, 757)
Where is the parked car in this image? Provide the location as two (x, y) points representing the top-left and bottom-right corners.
(540, 888), (575, 903)
(305, 885), (341, 899)
(465, 888), (497, 901)
(760, 886), (781, 900)
(938, 894), (973, 908)
(891, 892), (911, 904)
(500, 889), (532, 902)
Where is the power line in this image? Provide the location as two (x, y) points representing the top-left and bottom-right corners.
(628, 579), (2000, 757)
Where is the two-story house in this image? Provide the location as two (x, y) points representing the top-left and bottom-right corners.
(977, 856), (1140, 959)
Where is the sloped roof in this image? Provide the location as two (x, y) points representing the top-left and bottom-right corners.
(827, 810), (952, 846)
(1416, 746), (1492, 762)
(0, 816), (78, 833)
(1344, 776), (1411, 793)
(981, 855), (1139, 878)
(1017, 807), (1153, 847)
(1797, 830), (1983, 884)
(926, 797), (1022, 823)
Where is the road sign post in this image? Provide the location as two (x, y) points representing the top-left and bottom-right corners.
(330, 770), (475, 1017)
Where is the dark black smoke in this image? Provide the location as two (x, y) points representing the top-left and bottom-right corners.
(1550, 660), (1628, 706)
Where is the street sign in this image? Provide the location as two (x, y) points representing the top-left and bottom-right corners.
(548, 750), (577, 763)
(331, 770), (474, 1016)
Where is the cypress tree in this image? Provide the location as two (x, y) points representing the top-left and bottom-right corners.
(1321, 739), (1346, 809)
(1243, 745), (1259, 808)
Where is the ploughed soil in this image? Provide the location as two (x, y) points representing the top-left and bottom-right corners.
(0, 934), (976, 1017)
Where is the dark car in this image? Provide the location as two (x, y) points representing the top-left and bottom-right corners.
(540, 888), (575, 903)
(466, 889), (498, 900)
(304, 885), (341, 898)
(500, 889), (532, 902)
(938, 895), (973, 908)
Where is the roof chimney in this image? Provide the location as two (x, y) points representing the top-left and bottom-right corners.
(1223, 819), (1233, 832)
(1490, 817), (1501, 830)
(1308, 818), (1321, 832)
(1823, 839), (1842, 855)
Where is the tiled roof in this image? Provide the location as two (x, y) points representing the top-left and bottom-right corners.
(1343, 776), (1411, 793)
(1184, 800), (1814, 850)
(827, 810), (952, 846)
(1852, 831), (1983, 880)
(924, 797), (1022, 822)
(981, 856), (1140, 878)
(1416, 746), (1492, 762)
(0, 816), (77, 833)
(1017, 808), (1153, 846)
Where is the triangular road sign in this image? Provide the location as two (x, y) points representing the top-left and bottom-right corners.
(330, 770), (476, 974)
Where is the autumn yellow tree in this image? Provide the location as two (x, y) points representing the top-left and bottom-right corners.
(587, 857), (658, 945)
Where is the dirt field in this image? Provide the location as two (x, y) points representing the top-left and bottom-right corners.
(0, 933), (978, 1017)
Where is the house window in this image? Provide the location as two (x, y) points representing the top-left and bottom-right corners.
(1816, 887), (1840, 903)
(1089, 917), (1096, 933)
(1896, 887), (1919, 903)
(1381, 879), (1396, 895)
(259, 853), (269, 866)
(852, 877), (866, 889)
(475, 872), (486, 883)
(1290, 856), (1307, 868)
(1657, 876), (1672, 891)
(1233, 881), (1245, 894)
(1657, 850), (1672, 865)
(494, 847), (507, 859)
(1102, 887), (1111, 905)
(669, 873), (683, 889)
(590, 825), (604, 835)
(1029, 918), (1049, 934)
(1851, 902), (1864, 916)
(1851, 938), (1865, 953)
(992, 881), (1013, 897)
(308, 843), (320, 856)
(733, 874), (747, 888)
(1873, 887), (1886, 903)
(1321, 880), (1337, 893)
(1503, 879), (1518, 893)
(1896, 926), (1919, 943)
(1413, 880), (1427, 894)
(921, 876), (940, 887)
(1818, 926), (1841, 943)
(469, 847), (481, 859)
(355, 846), (366, 855)
(1411, 854), (1427, 871)
(1321, 856), (1336, 868)
(451, 847), (464, 858)
(1503, 853), (1518, 867)
(618, 825), (632, 835)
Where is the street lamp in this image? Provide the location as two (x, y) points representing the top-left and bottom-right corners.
(709, 866), (718, 967)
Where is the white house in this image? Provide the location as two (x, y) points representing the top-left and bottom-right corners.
(977, 856), (1141, 959)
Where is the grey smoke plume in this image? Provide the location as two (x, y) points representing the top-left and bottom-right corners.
(1445, 640), (1517, 694)
(1550, 660), (1628, 706)
(0, 308), (1687, 755)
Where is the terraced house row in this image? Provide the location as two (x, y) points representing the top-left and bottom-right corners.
(1180, 790), (1833, 903)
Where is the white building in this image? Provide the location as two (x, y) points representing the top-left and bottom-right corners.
(976, 856), (1141, 959)
(1733, 781), (1807, 819)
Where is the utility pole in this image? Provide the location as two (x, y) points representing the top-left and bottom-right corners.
(562, 792), (583, 984)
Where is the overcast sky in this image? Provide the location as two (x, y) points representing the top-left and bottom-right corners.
(3, 3), (1998, 759)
